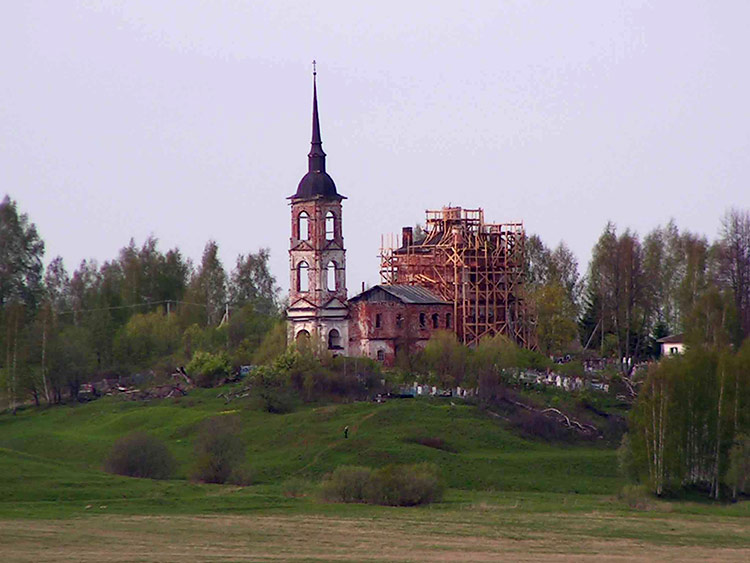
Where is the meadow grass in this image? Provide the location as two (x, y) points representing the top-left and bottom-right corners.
(0, 388), (748, 560)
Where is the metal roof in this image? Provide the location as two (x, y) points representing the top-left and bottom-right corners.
(350, 284), (451, 305)
(656, 334), (685, 344)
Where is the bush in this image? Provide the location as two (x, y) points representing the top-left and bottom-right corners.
(187, 351), (231, 388)
(618, 484), (655, 510)
(282, 477), (314, 498)
(250, 365), (297, 413)
(321, 463), (443, 506)
(367, 463), (444, 506)
(190, 415), (245, 484)
(104, 432), (176, 480)
(321, 466), (373, 503)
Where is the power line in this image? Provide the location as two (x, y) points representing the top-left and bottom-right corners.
(55, 299), (208, 316)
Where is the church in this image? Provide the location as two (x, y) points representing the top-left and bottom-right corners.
(286, 71), (452, 364)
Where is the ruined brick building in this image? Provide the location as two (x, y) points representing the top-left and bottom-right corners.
(287, 72), (533, 364)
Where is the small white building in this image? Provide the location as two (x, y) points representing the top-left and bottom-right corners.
(657, 334), (686, 357)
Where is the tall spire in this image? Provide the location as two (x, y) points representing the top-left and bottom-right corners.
(308, 60), (326, 173)
(290, 61), (343, 200)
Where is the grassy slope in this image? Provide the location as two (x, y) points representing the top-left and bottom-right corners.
(2, 387), (749, 558)
(0, 387), (617, 488)
(0, 386), (620, 517)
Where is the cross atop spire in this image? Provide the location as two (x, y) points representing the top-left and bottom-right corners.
(309, 61), (326, 172)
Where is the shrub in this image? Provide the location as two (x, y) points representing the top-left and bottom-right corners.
(190, 415), (245, 484)
(187, 351), (231, 388)
(366, 463), (444, 506)
(321, 466), (373, 503)
(250, 365), (297, 413)
(104, 432), (176, 480)
(321, 463), (443, 506)
(282, 477), (313, 498)
(618, 484), (654, 510)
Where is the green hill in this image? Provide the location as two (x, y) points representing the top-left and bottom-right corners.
(0, 387), (619, 517)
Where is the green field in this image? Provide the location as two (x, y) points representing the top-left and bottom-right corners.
(1, 388), (748, 560)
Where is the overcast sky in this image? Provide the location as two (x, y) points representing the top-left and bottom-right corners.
(3, 1), (749, 294)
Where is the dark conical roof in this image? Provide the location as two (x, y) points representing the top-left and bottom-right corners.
(290, 68), (345, 201)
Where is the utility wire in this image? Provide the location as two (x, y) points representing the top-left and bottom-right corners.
(55, 299), (208, 316)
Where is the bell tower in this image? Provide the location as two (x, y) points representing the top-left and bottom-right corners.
(287, 65), (349, 353)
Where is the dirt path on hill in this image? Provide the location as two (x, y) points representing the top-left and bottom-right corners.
(294, 409), (379, 475)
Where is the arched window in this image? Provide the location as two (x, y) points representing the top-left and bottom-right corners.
(295, 329), (311, 343)
(376, 349), (385, 362)
(325, 211), (335, 240)
(375, 313), (382, 328)
(298, 211), (310, 241)
(432, 313), (439, 329)
(396, 314), (404, 329)
(326, 261), (336, 291)
(419, 312), (426, 329)
(446, 313), (452, 329)
(328, 329), (341, 350)
(297, 261), (309, 292)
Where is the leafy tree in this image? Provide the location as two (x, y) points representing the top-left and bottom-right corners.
(118, 237), (189, 312)
(420, 330), (468, 388)
(547, 242), (581, 309)
(525, 234), (581, 354)
(726, 435), (750, 500)
(227, 304), (276, 364)
(43, 256), (71, 313)
(190, 415), (246, 484)
(677, 232), (710, 325)
(252, 320), (288, 365)
(525, 234), (551, 289)
(0, 196), (45, 309)
(470, 333), (519, 402)
(627, 342), (750, 498)
(641, 221), (683, 334)
(1, 302), (28, 411)
(113, 312), (182, 371)
(715, 209), (750, 341)
(585, 224), (653, 369)
(683, 287), (737, 350)
(229, 249), (280, 316)
(186, 350), (230, 387)
(187, 241), (227, 326)
(48, 325), (95, 402)
(69, 259), (100, 322)
(532, 282), (578, 357)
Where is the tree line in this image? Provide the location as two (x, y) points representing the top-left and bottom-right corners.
(3, 194), (750, 407)
(527, 209), (750, 365)
(0, 195), (283, 410)
(623, 343), (750, 499)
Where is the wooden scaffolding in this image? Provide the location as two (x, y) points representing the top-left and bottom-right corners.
(380, 207), (535, 348)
